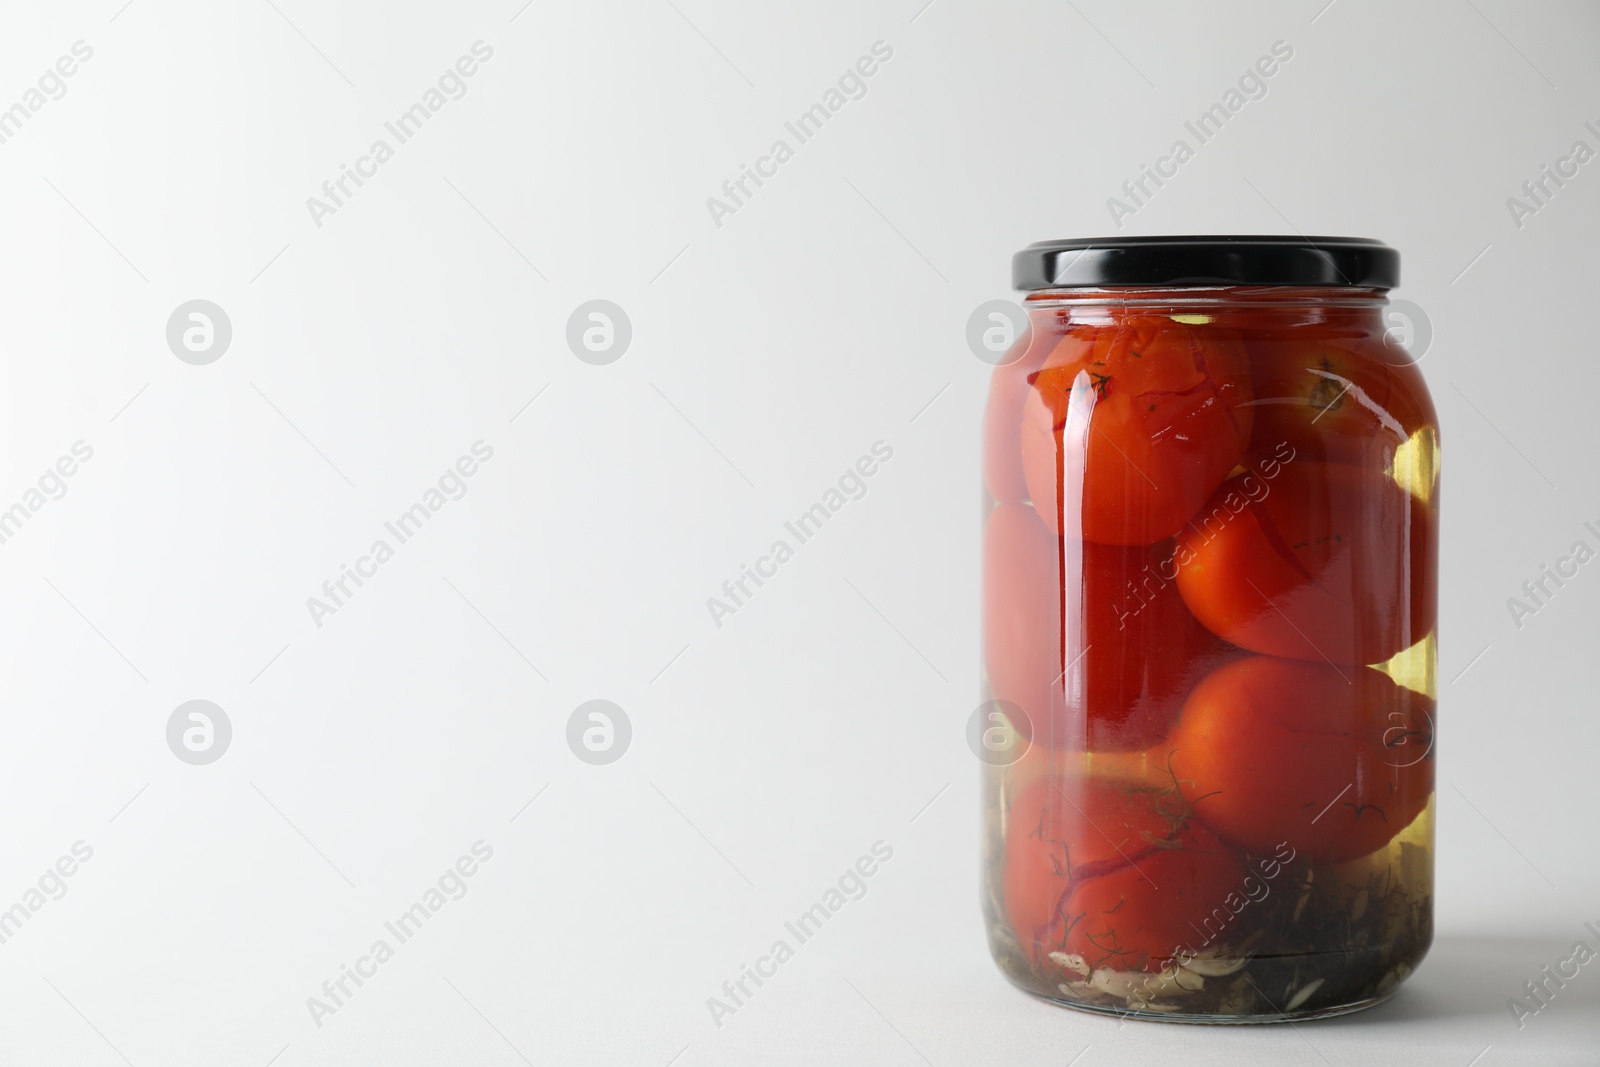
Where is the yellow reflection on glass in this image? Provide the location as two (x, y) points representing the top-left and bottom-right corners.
(1390, 426), (1438, 506)
(1375, 629), (1436, 698)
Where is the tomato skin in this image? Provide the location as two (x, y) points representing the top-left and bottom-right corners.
(1175, 461), (1436, 665)
(1019, 317), (1254, 546)
(983, 319), (1052, 503)
(1166, 656), (1434, 863)
(983, 504), (1233, 752)
(1242, 337), (1434, 468)
(1003, 776), (1245, 973)
(1057, 538), (1234, 751)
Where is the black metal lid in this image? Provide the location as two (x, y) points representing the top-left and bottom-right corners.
(1012, 235), (1398, 290)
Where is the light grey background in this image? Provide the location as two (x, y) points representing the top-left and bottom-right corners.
(0, 0), (1596, 1064)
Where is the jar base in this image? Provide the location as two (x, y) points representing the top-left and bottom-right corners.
(1022, 986), (1397, 1025)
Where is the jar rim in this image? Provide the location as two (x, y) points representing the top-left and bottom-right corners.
(1013, 236), (1398, 291)
(1021, 285), (1391, 309)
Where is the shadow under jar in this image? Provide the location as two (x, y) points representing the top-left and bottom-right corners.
(980, 237), (1438, 1023)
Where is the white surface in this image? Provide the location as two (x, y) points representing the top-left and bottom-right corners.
(0, 0), (1596, 1063)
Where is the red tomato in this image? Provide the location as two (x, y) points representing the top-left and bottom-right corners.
(1019, 316), (1253, 546)
(983, 504), (1232, 751)
(1003, 775), (1244, 974)
(983, 316), (1052, 503)
(1058, 538), (1234, 751)
(1166, 656), (1435, 862)
(1242, 337), (1435, 469)
(1174, 461), (1436, 665)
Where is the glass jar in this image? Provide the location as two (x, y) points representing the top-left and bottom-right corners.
(980, 237), (1438, 1023)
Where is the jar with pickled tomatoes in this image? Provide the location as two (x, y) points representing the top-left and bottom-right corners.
(980, 236), (1438, 1022)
